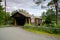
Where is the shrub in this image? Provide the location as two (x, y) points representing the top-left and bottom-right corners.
(24, 23), (32, 28)
(23, 23), (60, 34)
(55, 24), (60, 28)
(40, 27), (60, 34)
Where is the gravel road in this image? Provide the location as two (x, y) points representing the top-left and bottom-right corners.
(0, 27), (60, 40)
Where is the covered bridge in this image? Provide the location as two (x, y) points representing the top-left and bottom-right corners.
(11, 11), (42, 26)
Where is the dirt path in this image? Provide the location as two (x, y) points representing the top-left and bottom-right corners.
(0, 27), (60, 40)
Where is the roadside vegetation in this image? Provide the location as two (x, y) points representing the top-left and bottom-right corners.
(23, 23), (60, 34)
(23, 23), (60, 37)
(0, 0), (13, 27)
(24, 27), (60, 38)
(23, 9), (60, 36)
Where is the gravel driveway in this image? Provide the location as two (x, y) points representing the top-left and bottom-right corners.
(0, 27), (60, 40)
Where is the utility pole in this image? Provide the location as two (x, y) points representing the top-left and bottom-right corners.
(5, 0), (7, 25)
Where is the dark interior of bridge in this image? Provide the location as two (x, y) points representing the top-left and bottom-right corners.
(16, 17), (26, 26)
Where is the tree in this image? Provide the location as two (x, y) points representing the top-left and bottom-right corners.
(0, 0), (2, 2)
(33, 0), (59, 25)
(0, 0), (11, 25)
(47, 0), (59, 24)
(18, 9), (28, 14)
(6, 12), (11, 24)
(42, 9), (55, 24)
(0, 0), (5, 25)
(12, 9), (29, 15)
(41, 12), (46, 20)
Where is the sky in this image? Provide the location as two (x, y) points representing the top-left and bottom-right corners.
(2, 0), (51, 16)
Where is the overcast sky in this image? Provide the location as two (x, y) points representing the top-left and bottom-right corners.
(2, 0), (51, 16)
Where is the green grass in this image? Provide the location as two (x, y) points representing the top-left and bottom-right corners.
(24, 28), (60, 38)
(0, 25), (13, 28)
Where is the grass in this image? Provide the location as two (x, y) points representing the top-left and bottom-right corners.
(0, 25), (13, 28)
(24, 28), (60, 38)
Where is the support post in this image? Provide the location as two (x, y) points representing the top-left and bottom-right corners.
(14, 19), (16, 26)
(26, 18), (27, 23)
(36, 19), (38, 25)
(29, 18), (30, 24)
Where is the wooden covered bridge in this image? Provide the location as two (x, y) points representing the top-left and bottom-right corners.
(12, 11), (42, 26)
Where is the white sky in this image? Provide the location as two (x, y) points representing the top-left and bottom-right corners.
(2, 0), (51, 16)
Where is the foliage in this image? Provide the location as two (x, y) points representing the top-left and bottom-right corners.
(47, 0), (59, 6)
(33, 0), (46, 6)
(12, 9), (29, 15)
(46, 9), (55, 20)
(18, 9), (28, 14)
(47, 0), (59, 24)
(41, 12), (46, 20)
(6, 12), (12, 24)
(23, 24), (60, 34)
(0, 0), (11, 25)
(54, 24), (60, 28)
(41, 9), (58, 28)
(42, 9), (55, 26)
(0, 11), (11, 25)
(23, 20), (60, 34)
(47, 0), (60, 12)
(0, 0), (5, 25)
(0, 0), (2, 2)
(11, 10), (17, 15)
(24, 23), (33, 28)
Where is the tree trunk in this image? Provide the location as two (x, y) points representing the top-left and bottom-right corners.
(55, 2), (58, 24)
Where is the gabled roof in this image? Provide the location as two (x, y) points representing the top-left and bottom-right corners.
(12, 11), (40, 18)
(12, 11), (33, 17)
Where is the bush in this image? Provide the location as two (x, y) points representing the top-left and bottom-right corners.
(32, 26), (60, 34)
(55, 24), (60, 28)
(23, 23), (60, 34)
(23, 23), (39, 30)
(40, 27), (60, 34)
(23, 23), (32, 28)
(41, 23), (60, 34)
